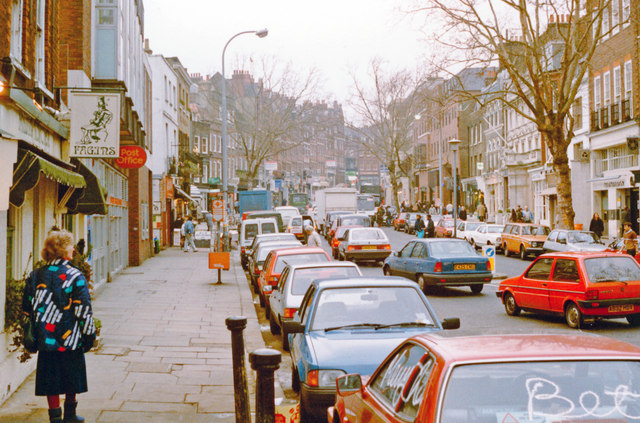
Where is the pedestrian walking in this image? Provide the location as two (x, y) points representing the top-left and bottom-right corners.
(21, 230), (96, 423)
(459, 206), (467, 221)
(305, 225), (323, 247)
(426, 214), (435, 238)
(429, 204), (437, 216)
(183, 216), (197, 252)
(510, 209), (518, 222)
(446, 203), (453, 215)
(623, 222), (637, 257)
(414, 214), (426, 238)
(589, 212), (604, 239)
(477, 202), (487, 222)
(523, 206), (533, 223)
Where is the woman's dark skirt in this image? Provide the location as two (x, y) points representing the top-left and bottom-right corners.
(35, 350), (88, 396)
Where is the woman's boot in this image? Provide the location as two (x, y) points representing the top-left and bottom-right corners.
(63, 401), (84, 422)
(48, 408), (62, 423)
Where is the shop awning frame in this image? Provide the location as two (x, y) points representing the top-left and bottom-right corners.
(175, 187), (196, 203)
(67, 159), (109, 215)
(10, 149), (86, 208)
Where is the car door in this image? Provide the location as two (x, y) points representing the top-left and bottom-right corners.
(405, 242), (426, 280)
(390, 241), (416, 277)
(556, 230), (568, 252)
(548, 258), (581, 313)
(474, 225), (486, 246)
(513, 257), (553, 310)
(508, 225), (521, 254)
(545, 230), (559, 252)
(502, 224), (512, 250)
(271, 267), (290, 321)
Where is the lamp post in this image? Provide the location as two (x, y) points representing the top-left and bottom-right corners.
(221, 28), (268, 195)
(449, 138), (462, 238)
(414, 113), (443, 211)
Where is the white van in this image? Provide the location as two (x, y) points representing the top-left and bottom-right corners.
(240, 218), (279, 270)
(275, 206), (300, 227)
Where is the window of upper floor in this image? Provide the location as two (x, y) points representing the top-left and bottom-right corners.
(11, 0), (23, 62)
(623, 0), (630, 27)
(603, 71), (611, 106)
(35, 0), (45, 87)
(612, 0), (620, 35)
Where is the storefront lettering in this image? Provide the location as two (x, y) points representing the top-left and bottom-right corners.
(604, 180), (626, 188)
(73, 145), (117, 156)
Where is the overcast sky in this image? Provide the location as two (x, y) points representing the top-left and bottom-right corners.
(145, 0), (432, 117)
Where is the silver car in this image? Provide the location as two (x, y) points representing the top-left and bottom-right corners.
(542, 229), (607, 253)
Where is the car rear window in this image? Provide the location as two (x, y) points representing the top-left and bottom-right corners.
(261, 222), (277, 234)
(351, 229), (387, 241)
(245, 223), (258, 240)
(341, 216), (370, 226)
(429, 241), (475, 256)
(291, 267), (361, 295)
(274, 253), (329, 274)
(584, 256), (640, 283)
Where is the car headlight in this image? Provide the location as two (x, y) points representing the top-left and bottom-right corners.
(308, 369), (346, 387)
(531, 242), (538, 247)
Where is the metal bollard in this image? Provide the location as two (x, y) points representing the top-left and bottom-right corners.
(225, 317), (251, 423)
(249, 348), (282, 423)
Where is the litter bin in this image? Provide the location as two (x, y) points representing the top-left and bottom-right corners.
(154, 237), (160, 254)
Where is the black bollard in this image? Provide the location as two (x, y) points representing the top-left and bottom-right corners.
(225, 317), (250, 423)
(249, 348), (282, 423)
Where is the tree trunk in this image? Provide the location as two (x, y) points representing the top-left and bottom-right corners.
(549, 129), (575, 230)
(388, 165), (400, 211)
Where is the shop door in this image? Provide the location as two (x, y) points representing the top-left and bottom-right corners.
(631, 188), (639, 233)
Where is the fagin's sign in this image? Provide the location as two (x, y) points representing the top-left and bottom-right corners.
(69, 92), (121, 158)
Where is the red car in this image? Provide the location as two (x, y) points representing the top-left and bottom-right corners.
(331, 333), (640, 423)
(497, 251), (640, 328)
(435, 217), (455, 237)
(393, 212), (408, 231)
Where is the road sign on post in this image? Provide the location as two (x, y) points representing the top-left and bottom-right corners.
(482, 245), (495, 272)
(212, 199), (225, 222)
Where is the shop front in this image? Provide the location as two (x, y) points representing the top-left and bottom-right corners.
(590, 172), (636, 238)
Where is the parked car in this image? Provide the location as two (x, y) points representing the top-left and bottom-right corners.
(543, 229), (607, 253)
(455, 220), (483, 242)
(285, 277), (459, 421)
(393, 212), (407, 231)
(501, 222), (551, 259)
(330, 225), (361, 259)
(248, 240), (301, 290)
(497, 251), (640, 328)
(337, 227), (391, 264)
(257, 246), (330, 308)
(245, 233), (297, 268)
(607, 238), (640, 263)
(268, 262), (361, 350)
(383, 238), (492, 294)
(434, 217), (456, 237)
(331, 333), (640, 423)
(274, 206), (300, 227)
(239, 218), (279, 270)
(468, 223), (504, 250)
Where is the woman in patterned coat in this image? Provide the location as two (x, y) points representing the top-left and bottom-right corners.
(22, 230), (96, 423)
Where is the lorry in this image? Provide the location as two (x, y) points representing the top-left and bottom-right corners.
(237, 190), (272, 215)
(315, 187), (358, 235)
(288, 192), (309, 213)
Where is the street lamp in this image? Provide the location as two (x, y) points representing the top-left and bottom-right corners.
(449, 138), (462, 238)
(221, 28), (268, 196)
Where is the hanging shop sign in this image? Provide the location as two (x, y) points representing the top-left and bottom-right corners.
(115, 146), (147, 169)
(69, 92), (121, 157)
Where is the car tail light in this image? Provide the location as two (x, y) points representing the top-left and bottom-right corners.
(382, 244), (391, 250)
(487, 261), (492, 271)
(333, 239), (340, 247)
(284, 308), (297, 318)
(241, 246), (245, 254)
(434, 262), (442, 272)
(586, 289), (599, 300)
(348, 245), (362, 251)
(307, 370), (319, 387)
(254, 266), (260, 275)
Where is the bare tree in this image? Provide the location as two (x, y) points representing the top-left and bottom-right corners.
(409, 0), (610, 228)
(228, 59), (320, 186)
(350, 59), (425, 210)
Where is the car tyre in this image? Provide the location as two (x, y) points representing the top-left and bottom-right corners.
(503, 244), (510, 257)
(520, 245), (527, 260)
(417, 274), (427, 293)
(383, 266), (392, 276)
(291, 364), (300, 393)
(259, 292), (265, 307)
(470, 284), (483, 294)
(282, 327), (290, 351)
(269, 312), (280, 335)
(627, 314), (640, 326)
(504, 292), (521, 316)
(470, 238), (476, 249)
(565, 302), (583, 329)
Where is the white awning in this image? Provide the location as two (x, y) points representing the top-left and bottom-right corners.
(540, 187), (557, 196)
(175, 187), (196, 203)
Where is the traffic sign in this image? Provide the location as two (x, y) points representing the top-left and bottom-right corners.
(212, 199), (224, 222)
(482, 245), (495, 272)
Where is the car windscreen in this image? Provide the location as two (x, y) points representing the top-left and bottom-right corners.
(521, 225), (550, 236)
(440, 360), (640, 423)
(341, 216), (370, 226)
(568, 231), (598, 243)
(466, 222), (482, 231)
(310, 286), (434, 330)
(584, 256), (640, 283)
(488, 225), (504, 233)
(291, 267), (361, 295)
(290, 217), (302, 226)
(429, 241), (476, 256)
(274, 253), (329, 274)
(244, 223), (258, 240)
(350, 229), (387, 241)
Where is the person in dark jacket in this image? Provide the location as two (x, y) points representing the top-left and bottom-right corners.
(22, 230), (96, 423)
(459, 206), (467, 221)
(589, 212), (605, 239)
(426, 215), (436, 238)
(414, 214), (426, 237)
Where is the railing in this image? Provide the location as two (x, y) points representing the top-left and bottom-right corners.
(591, 100), (632, 132)
(505, 149), (542, 166)
(594, 152), (638, 175)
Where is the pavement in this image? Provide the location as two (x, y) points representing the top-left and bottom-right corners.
(0, 247), (283, 422)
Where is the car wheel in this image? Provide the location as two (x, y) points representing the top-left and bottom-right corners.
(259, 292), (265, 307)
(627, 314), (640, 326)
(300, 393), (311, 422)
(265, 303), (271, 320)
(504, 292), (521, 316)
(383, 266), (392, 276)
(269, 312), (280, 335)
(282, 327), (290, 351)
(417, 274), (426, 293)
(470, 284), (483, 294)
(503, 244), (510, 257)
(565, 302), (583, 329)
(291, 364), (300, 393)
(470, 238), (476, 249)
(519, 245), (527, 260)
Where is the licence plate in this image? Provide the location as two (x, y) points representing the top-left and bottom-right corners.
(363, 246), (377, 250)
(454, 264), (475, 270)
(609, 304), (634, 312)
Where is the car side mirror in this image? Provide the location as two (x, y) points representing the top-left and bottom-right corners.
(392, 251), (399, 257)
(283, 320), (305, 334)
(559, 239), (566, 244)
(336, 374), (362, 396)
(441, 317), (460, 330)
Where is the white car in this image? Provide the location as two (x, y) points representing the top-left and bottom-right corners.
(268, 262), (362, 350)
(275, 206), (300, 227)
(468, 224), (505, 249)
(455, 221), (484, 242)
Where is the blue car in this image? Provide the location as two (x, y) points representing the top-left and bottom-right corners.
(284, 276), (459, 420)
(383, 238), (492, 294)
